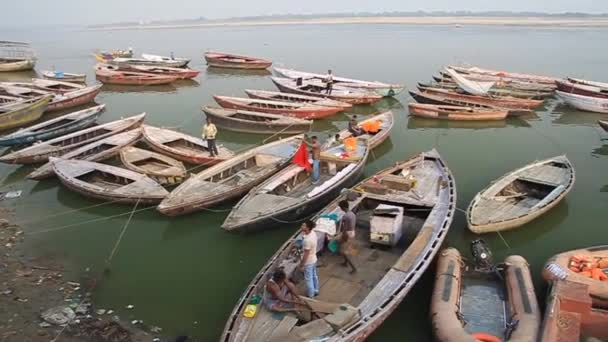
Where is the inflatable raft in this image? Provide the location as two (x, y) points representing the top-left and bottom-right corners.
(431, 246), (540, 342)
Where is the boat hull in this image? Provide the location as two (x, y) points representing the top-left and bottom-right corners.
(202, 108), (311, 134)
(46, 86), (101, 112)
(272, 78), (381, 105)
(213, 96), (341, 119)
(0, 59), (36, 72)
(204, 52), (272, 70)
(408, 103), (508, 121)
(42, 73), (86, 83)
(599, 120), (608, 132)
(556, 81), (608, 99)
(95, 73), (177, 85)
(0, 96), (52, 131)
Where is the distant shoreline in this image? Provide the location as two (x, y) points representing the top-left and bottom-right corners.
(88, 16), (608, 31)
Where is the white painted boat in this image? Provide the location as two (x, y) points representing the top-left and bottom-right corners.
(42, 71), (86, 83)
(556, 91), (608, 114)
(141, 53), (190, 66)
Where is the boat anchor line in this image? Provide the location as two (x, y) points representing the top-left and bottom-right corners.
(454, 206), (511, 250)
(105, 198), (140, 270)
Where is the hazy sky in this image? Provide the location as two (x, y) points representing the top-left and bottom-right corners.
(3, 0), (608, 27)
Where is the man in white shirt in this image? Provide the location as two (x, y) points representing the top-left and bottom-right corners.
(325, 70), (334, 95)
(300, 219), (319, 298)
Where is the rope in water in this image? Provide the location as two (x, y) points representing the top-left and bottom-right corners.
(106, 199), (140, 266)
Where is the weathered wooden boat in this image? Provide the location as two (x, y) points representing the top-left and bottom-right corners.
(112, 57), (188, 68)
(418, 86), (544, 110)
(434, 73), (556, 94)
(467, 156), (575, 234)
(0, 84), (102, 112)
(418, 81), (552, 100)
(202, 107), (312, 134)
(220, 149), (456, 341)
(95, 65), (178, 85)
(204, 51), (272, 70)
(29, 78), (85, 94)
(158, 135), (303, 216)
(336, 111), (394, 149)
(568, 77), (608, 91)
(556, 91), (608, 114)
(141, 53), (191, 67)
(409, 89), (532, 116)
(142, 125), (234, 165)
(0, 113), (145, 164)
(274, 67), (405, 97)
(542, 245), (608, 309)
(0, 95), (52, 131)
(121, 65), (199, 79)
(408, 103), (509, 121)
(540, 279), (608, 341)
(0, 58), (36, 72)
(244, 89), (352, 109)
(599, 120), (608, 132)
(51, 157), (168, 204)
(448, 65), (558, 85)
(213, 95), (343, 119)
(271, 77), (382, 105)
(42, 70), (87, 83)
(93, 49), (133, 63)
(0, 104), (105, 146)
(222, 139), (369, 233)
(120, 146), (187, 185)
(431, 243), (540, 342)
(27, 129), (142, 180)
(556, 80), (608, 99)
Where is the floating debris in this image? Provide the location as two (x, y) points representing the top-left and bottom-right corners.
(41, 306), (75, 325)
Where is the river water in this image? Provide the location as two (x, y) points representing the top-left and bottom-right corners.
(1, 24), (607, 341)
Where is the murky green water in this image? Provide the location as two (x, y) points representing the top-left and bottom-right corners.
(1, 24), (608, 341)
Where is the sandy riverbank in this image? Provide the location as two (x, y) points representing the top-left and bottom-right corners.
(89, 16), (608, 31)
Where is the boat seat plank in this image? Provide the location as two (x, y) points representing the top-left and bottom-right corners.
(315, 277), (362, 304)
(269, 315), (299, 342)
(246, 308), (285, 342)
(392, 222), (435, 272)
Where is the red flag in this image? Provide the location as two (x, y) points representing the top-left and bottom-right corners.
(292, 142), (311, 171)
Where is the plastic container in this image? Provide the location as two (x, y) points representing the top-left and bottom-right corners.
(243, 304), (258, 318)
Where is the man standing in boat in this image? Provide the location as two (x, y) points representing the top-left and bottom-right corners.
(303, 135), (321, 184)
(337, 200), (357, 273)
(300, 220), (319, 298)
(202, 117), (219, 157)
(325, 70), (334, 94)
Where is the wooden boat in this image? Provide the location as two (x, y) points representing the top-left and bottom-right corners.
(0, 95), (52, 131)
(157, 135), (303, 216)
(540, 280), (608, 341)
(29, 78), (85, 94)
(408, 103), (509, 121)
(431, 243), (540, 342)
(121, 65), (199, 79)
(542, 245), (608, 309)
(0, 113), (145, 164)
(467, 156), (575, 234)
(556, 80), (608, 99)
(568, 77), (608, 91)
(599, 120), (608, 132)
(444, 67), (495, 95)
(112, 57), (188, 68)
(244, 89), (352, 109)
(418, 81), (552, 100)
(0, 84), (102, 112)
(274, 67), (405, 97)
(213, 95), (343, 120)
(51, 157), (168, 204)
(221, 149), (456, 341)
(141, 53), (191, 67)
(222, 139), (369, 233)
(271, 77), (382, 105)
(409, 89), (531, 116)
(556, 91), (608, 114)
(0, 58), (35, 72)
(0, 104), (105, 146)
(42, 70), (86, 83)
(435, 73), (556, 94)
(93, 49), (133, 63)
(202, 107), (312, 135)
(120, 146), (187, 185)
(27, 129), (142, 180)
(204, 51), (272, 70)
(336, 111), (394, 149)
(448, 65), (557, 85)
(142, 125), (234, 165)
(95, 65), (178, 85)
(418, 86), (544, 110)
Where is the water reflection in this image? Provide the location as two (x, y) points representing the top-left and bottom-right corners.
(0, 165), (34, 188)
(172, 78), (200, 89)
(0, 70), (38, 82)
(205, 67), (271, 79)
(406, 116), (530, 130)
(551, 103), (605, 127)
(592, 143), (608, 157)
